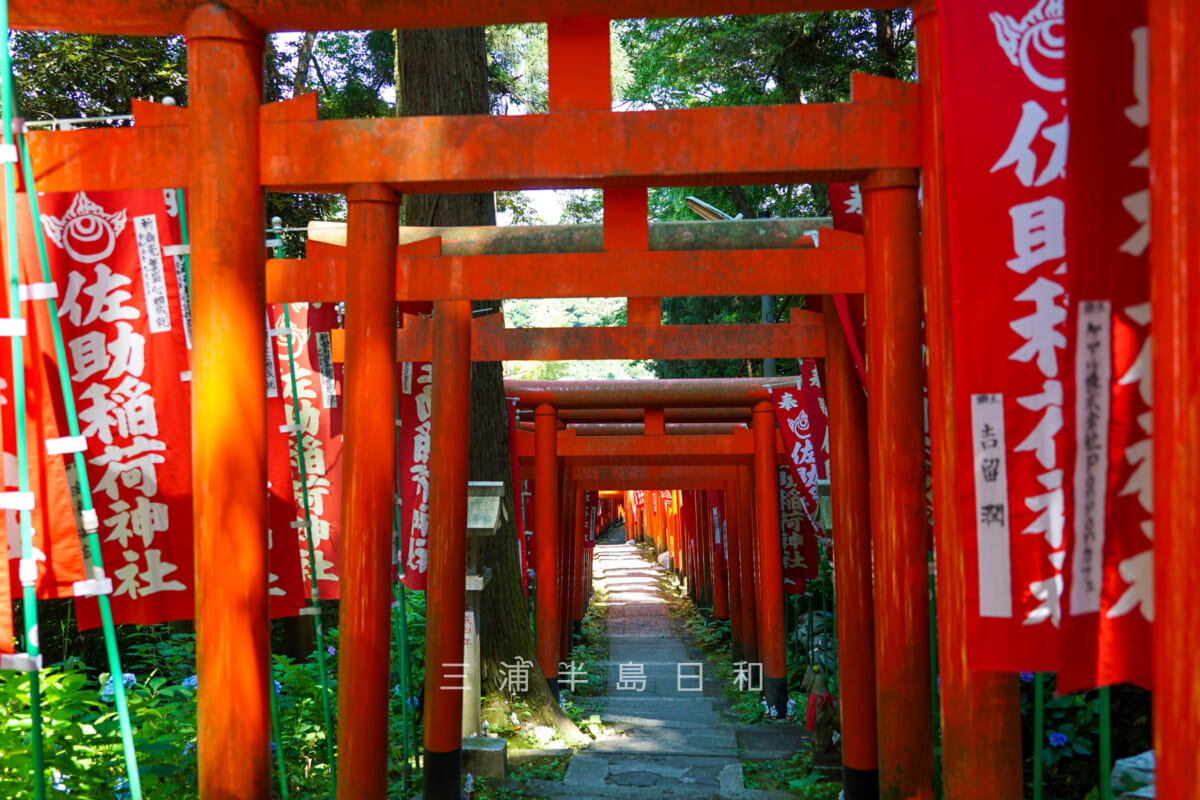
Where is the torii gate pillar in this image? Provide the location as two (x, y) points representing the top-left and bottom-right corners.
(863, 168), (935, 800)
(186, 7), (270, 799)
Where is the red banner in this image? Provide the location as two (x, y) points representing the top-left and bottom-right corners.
(1057, 0), (1152, 692)
(265, 333), (309, 619)
(23, 190), (193, 626)
(827, 182), (867, 388)
(940, 0), (1068, 672)
(269, 304), (344, 602)
(1, 249), (87, 602)
(397, 360), (432, 591)
(770, 379), (823, 591)
(506, 398), (527, 596)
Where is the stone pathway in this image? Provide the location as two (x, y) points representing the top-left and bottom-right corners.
(526, 529), (797, 800)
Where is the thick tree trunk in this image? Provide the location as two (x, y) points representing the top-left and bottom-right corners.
(396, 27), (581, 736)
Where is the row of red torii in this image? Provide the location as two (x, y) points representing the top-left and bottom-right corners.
(7, 0), (1200, 799)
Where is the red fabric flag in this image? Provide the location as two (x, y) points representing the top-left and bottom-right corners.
(23, 190), (192, 625)
(506, 398), (528, 597)
(583, 490), (597, 550)
(269, 303), (345, 601)
(827, 182), (867, 388)
(0, 276), (88, 602)
(769, 379), (823, 590)
(940, 0), (1069, 671)
(706, 488), (728, 580)
(1056, 0), (1152, 692)
(265, 329), (309, 618)
(397, 360), (432, 590)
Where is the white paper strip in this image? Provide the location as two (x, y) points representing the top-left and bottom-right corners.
(971, 393), (1013, 619)
(316, 331), (336, 408)
(45, 435), (87, 455)
(162, 243), (191, 257)
(133, 214), (172, 333)
(0, 318), (27, 337)
(18, 282), (58, 301)
(1070, 301), (1113, 615)
(0, 491), (36, 511)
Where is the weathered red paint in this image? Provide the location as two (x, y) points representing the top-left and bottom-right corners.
(863, 169), (934, 800)
(186, 8), (270, 799)
(13, 0), (904, 35)
(268, 250), (862, 304)
(534, 405), (561, 693)
(26, 103), (921, 194)
(336, 185), (400, 800)
(1149, 1), (1200, 794)
(422, 301), (473, 767)
(824, 302), (879, 785)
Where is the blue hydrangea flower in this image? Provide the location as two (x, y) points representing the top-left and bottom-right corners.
(274, 679), (283, 695)
(1019, 672), (1035, 683)
(1048, 731), (1068, 747)
(181, 675), (198, 691)
(326, 645), (336, 656)
(100, 673), (137, 702)
(182, 741), (196, 756)
(51, 768), (69, 793)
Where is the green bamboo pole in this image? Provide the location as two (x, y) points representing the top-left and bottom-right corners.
(1099, 686), (1112, 800)
(389, 388), (413, 792)
(929, 550), (941, 800)
(13, 116), (143, 800)
(0, 10), (45, 799)
(1034, 673), (1045, 800)
(270, 671), (290, 800)
(272, 222), (337, 797)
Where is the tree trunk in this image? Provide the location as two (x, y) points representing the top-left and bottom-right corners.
(396, 26), (581, 736)
(293, 32), (317, 97)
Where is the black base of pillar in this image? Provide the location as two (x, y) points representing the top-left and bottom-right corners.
(572, 620), (583, 638)
(546, 676), (560, 702)
(842, 766), (880, 800)
(423, 748), (462, 799)
(763, 676), (788, 718)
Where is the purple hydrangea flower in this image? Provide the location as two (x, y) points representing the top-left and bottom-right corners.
(1019, 672), (1035, 683)
(1048, 731), (1068, 747)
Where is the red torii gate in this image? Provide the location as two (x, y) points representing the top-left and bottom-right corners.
(12, 0), (1200, 799)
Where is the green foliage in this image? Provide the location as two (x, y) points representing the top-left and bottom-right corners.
(12, 33), (187, 121)
(1019, 676), (1152, 800)
(743, 750), (842, 797)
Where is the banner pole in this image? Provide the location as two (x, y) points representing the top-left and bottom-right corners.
(1033, 674), (1044, 800)
(273, 225), (337, 797)
(0, 10), (45, 798)
(1099, 687), (1112, 800)
(270, 673), (290, 800)
(12, 117), (143, 799)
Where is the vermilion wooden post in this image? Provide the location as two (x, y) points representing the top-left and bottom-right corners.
(559, 468), (574, 658)
(1149, 2), (1200, 795)
(914, 4), (1022, 799)
(752, 402), (787, 714)
(186, 7), (269, 799)
(534, 405), (561, 699)
(422, 299), (472, 797)
(737, 466), (760, 666)
(863, 168), (934, 800)
(723, 481), (745, 662)
(572, 487), (586, 633)
(824, 303), (879, 799)
(337, 184), (400, 799)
